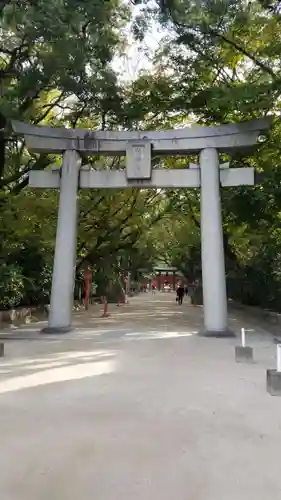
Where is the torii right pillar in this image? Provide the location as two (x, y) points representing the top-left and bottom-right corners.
(199, 148), (230, 337)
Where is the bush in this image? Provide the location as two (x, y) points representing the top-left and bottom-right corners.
(0, 264), (25, 309)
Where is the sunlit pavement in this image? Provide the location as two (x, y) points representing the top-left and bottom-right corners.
(0, 293), (281, 499)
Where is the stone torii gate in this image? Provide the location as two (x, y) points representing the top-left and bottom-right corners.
(12, 118), (271, 336)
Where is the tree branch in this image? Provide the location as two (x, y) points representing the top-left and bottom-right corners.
(209, 29), (277, 80)
(34, 92), (65, 125)
(163, 1), (279, 81)
(10, 154), (50, 193)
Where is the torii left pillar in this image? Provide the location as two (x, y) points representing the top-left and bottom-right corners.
(42, 150), (81, 333)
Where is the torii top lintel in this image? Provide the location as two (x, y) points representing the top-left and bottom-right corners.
(12, 117), (272, 155)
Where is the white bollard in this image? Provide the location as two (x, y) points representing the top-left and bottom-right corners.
(235, 327), (253, 363)
(241, 327), (246, 347)
(277, 344), (281, 373)
(267, 344), (281, 396)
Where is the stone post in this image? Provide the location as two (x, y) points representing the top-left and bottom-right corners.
(42, 150), (81, 333)
(199, 148), (233, 337)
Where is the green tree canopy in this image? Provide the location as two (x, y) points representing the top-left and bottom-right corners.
(1, 0), (281, 311)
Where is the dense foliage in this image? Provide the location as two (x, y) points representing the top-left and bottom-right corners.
(1, 0), (281, 310)
(134, 0), (281, 310)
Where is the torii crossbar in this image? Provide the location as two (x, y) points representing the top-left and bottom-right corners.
(12, 118), (272, 336)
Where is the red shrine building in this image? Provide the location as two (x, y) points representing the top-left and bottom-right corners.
(142, 264), (184, 291)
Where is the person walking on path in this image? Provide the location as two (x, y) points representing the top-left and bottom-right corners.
(176, 283), (184, 305)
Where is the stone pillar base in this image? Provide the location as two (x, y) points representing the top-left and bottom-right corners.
(267, 369), (281, 396)
(235, 346), (253, 363)
(40, 326), (73, 334)
(190, 285), (203, 305)
(199, 329), (235, 338)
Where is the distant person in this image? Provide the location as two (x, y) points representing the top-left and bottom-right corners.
(184, 285), (188, 296)
(152, 284), (156, 295)
(176, 284), (184, 305)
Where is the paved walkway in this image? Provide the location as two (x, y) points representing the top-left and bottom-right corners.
(0, 293), (280, 499)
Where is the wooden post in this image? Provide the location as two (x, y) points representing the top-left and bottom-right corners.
(84, 268), (92, 310)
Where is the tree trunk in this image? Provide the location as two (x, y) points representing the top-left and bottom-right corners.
(0, 112), (6, 181)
